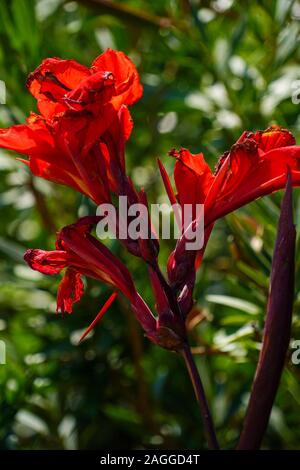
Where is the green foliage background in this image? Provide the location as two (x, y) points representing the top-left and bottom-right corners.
(0, 0), (300, 450)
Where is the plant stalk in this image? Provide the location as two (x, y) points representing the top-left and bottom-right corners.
(150, 260), (219, 449)
(181, 343), (219, 450)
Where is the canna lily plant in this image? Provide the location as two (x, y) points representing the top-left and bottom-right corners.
(0, 49), (298, 450)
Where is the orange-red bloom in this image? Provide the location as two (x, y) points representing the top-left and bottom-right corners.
(23, 216), (182, 347)
(24, 217), (135, 311)
(171, 126), (300, 228)
(24, 216), (157, 339)
(167, 126), (300, 308)
(0, 50), (142, 204)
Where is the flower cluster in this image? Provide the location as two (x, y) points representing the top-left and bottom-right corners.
(1, 49), (300, 353)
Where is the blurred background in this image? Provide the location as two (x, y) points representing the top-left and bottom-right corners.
(0, 0), (300, 450)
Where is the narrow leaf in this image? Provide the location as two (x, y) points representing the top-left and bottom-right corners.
(78, 291), (118, 344)
(237, 173), (296, 449)
(157, 158), (181, 229)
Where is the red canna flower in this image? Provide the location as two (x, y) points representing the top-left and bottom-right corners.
(0, 50), (142, 204)
(23, 216), (163, 344)
(172, 126), (300, 229)
(24, 215), (185, 349)
(27, 49), (142, 118)
(166, 126), (300, 308)
(24, 216), (136, 308)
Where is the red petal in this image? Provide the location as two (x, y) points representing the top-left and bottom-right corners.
(205, 141), (300, 226)
(63, 71), (115, 113)
(24, 249), (68, 275)
(251, 126), (296, 152)
(57, 268), (84, 314)
(0, 124), (36, 153)
(157, 158), (182, 229)
(107, 105), (133, 152)
(158, 158), (177, 206)
(119, 105), (134, 141)
(78, 291), (118, 343)
(81, 102), (116, 156)
(99, 105), (133, 191)
(92, 49), (143, 107)
(27, 58), (90, 119)
(0, 115), (54, 157)
(172, 148), (214, 207)
(29, 158), (84, 193)
(58, 220), (136, 300)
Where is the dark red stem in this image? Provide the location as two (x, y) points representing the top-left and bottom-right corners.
(181, 344), (219, 450)
(151, 260), (219, 449)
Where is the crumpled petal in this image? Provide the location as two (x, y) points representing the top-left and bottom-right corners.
(63, 71), (115, 113)
(92, 49), (143, 107)
(27, 57), (91, 119)
(24, 249), (68, 275)
(57, 268), (85, 314)
(247, 125), (295, 153)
